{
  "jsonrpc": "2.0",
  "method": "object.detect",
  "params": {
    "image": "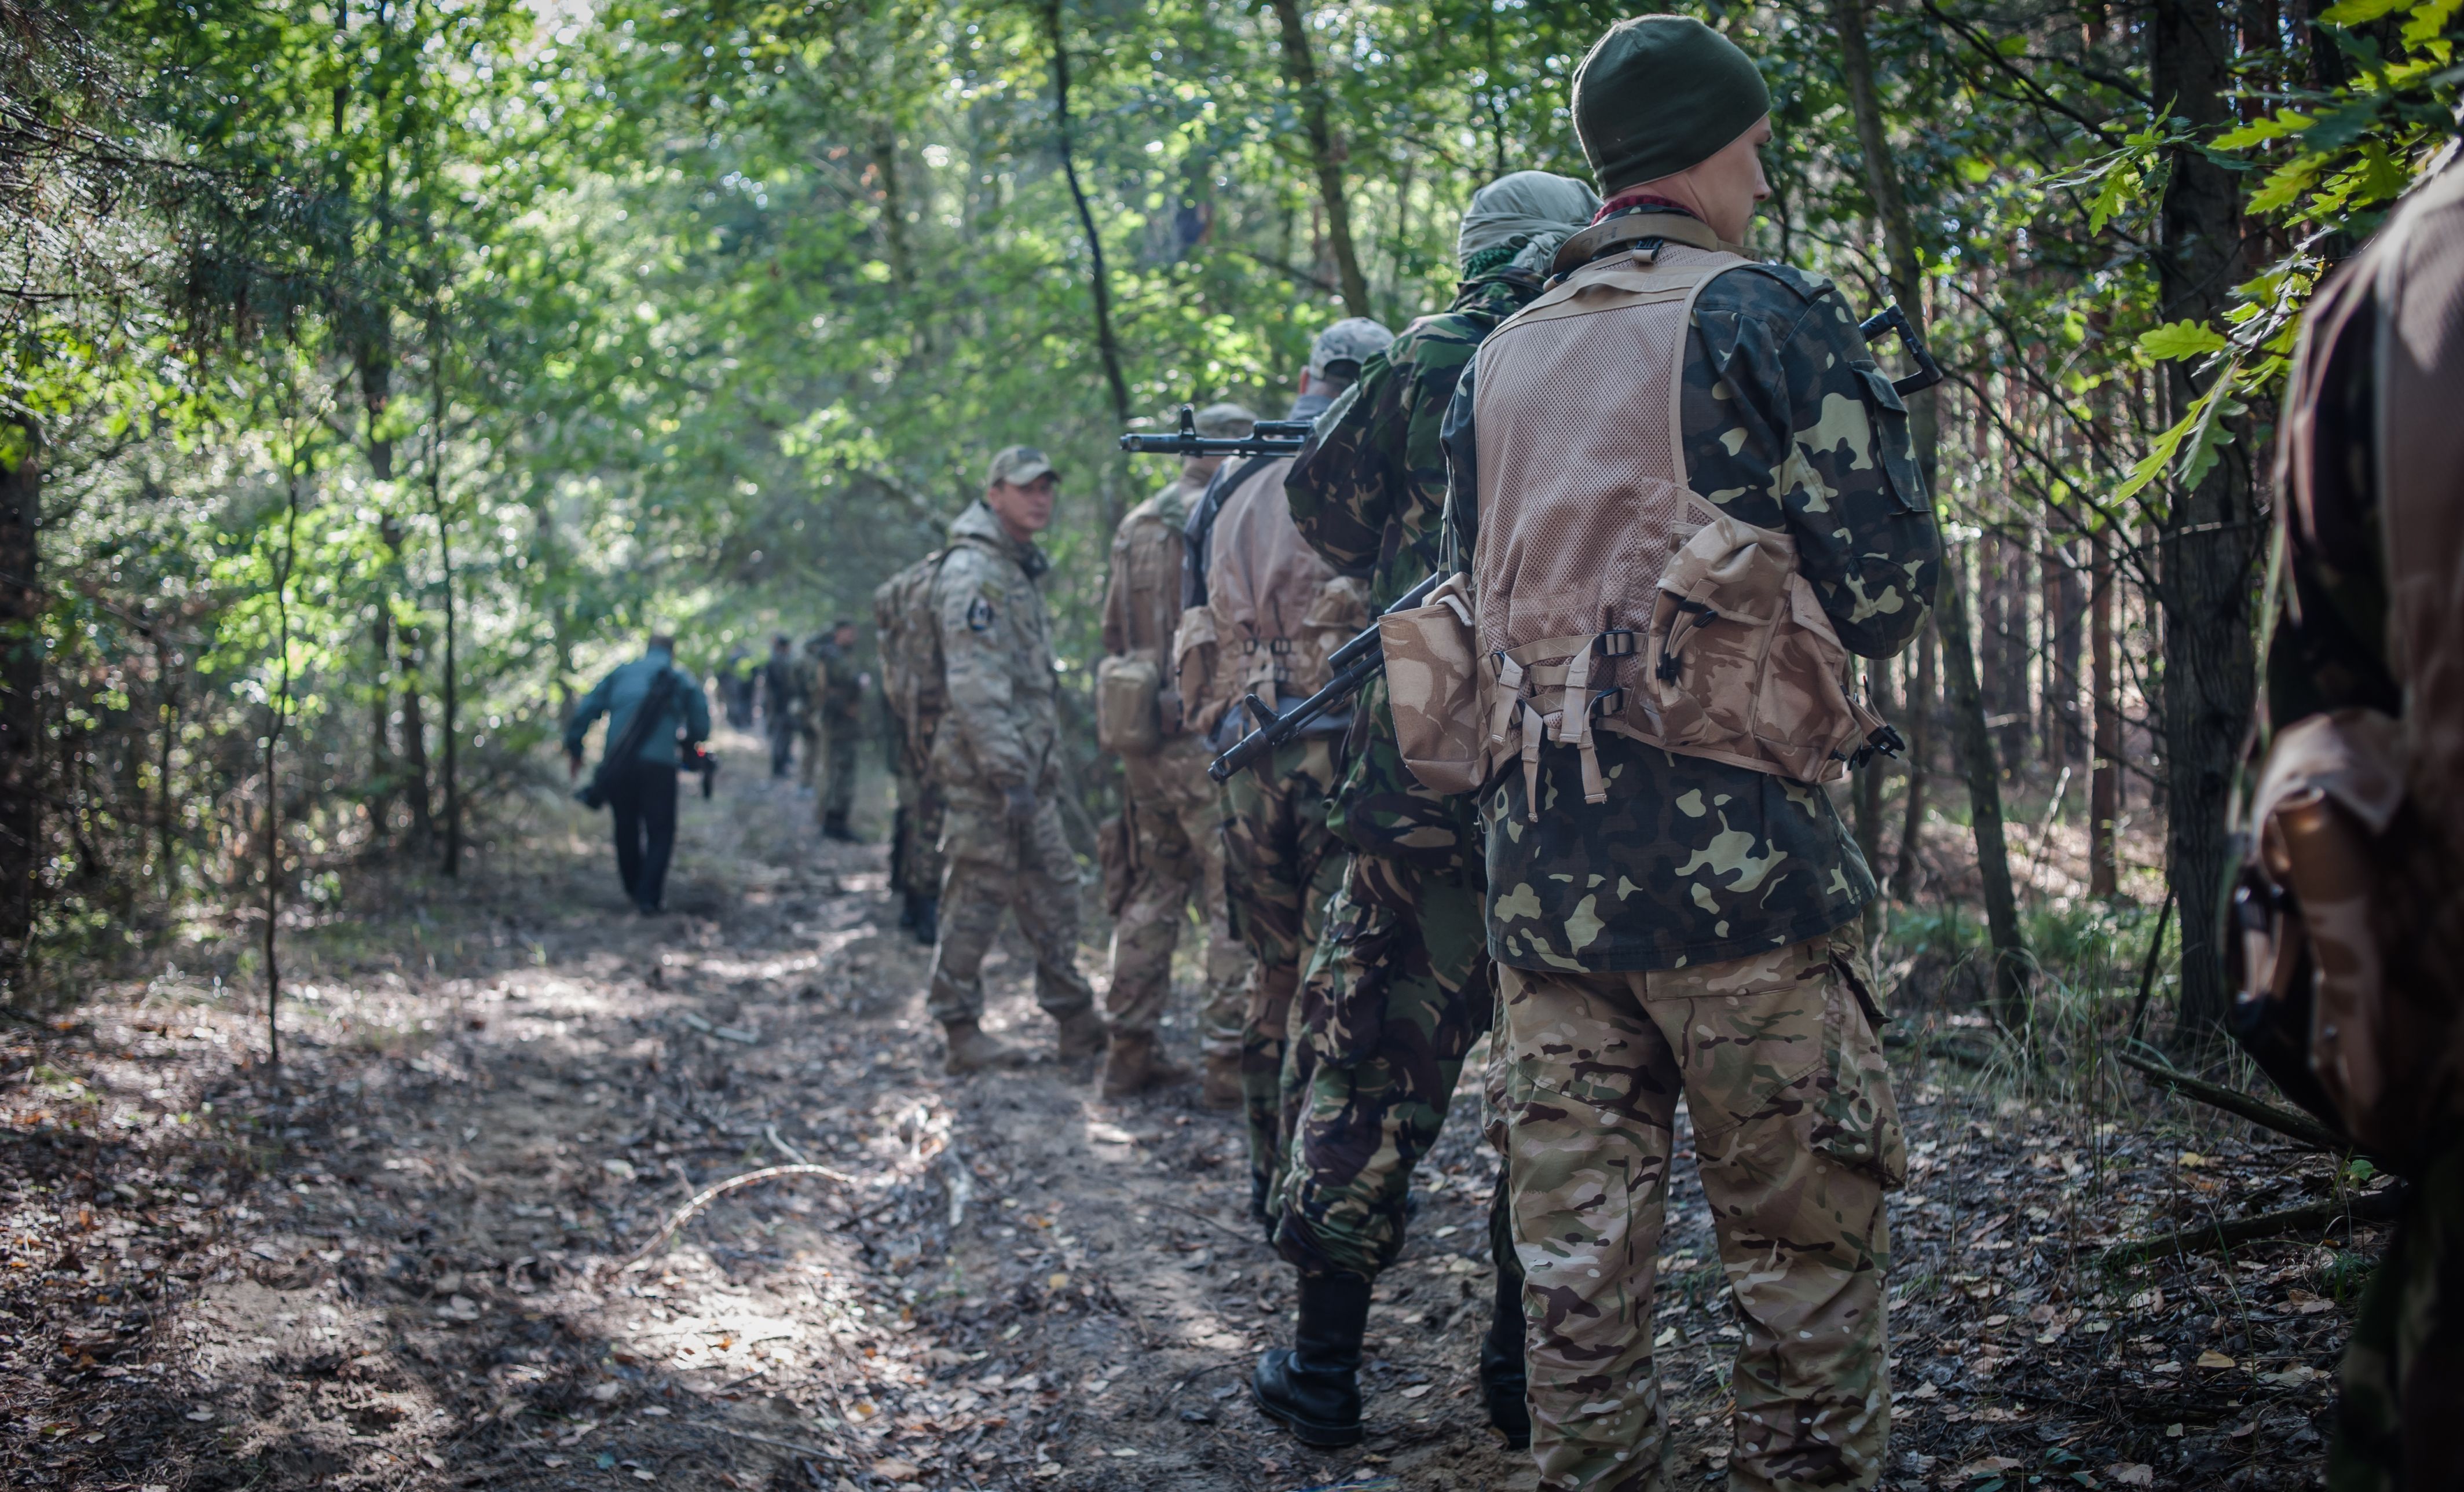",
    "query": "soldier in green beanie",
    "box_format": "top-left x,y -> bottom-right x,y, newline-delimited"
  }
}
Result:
1439,13 -> 1940,1492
